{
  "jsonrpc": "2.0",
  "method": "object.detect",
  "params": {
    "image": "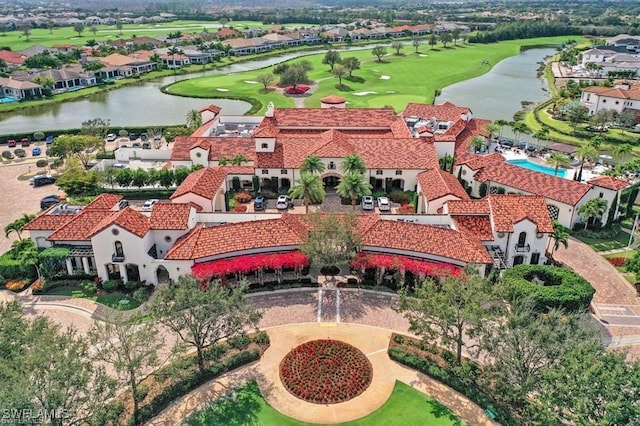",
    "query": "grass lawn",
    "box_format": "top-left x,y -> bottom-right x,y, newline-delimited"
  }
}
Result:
165,36 -> 584,114
46,286 -> 140,310
187,380 -> 463,426
573,230 -> 631,252
602,251 -> 637,284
